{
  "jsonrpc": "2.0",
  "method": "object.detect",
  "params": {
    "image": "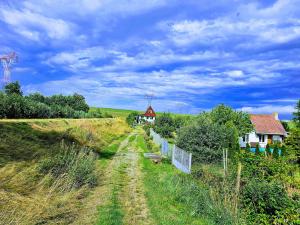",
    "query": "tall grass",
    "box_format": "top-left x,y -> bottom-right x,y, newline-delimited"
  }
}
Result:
39,142 -> 98,189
